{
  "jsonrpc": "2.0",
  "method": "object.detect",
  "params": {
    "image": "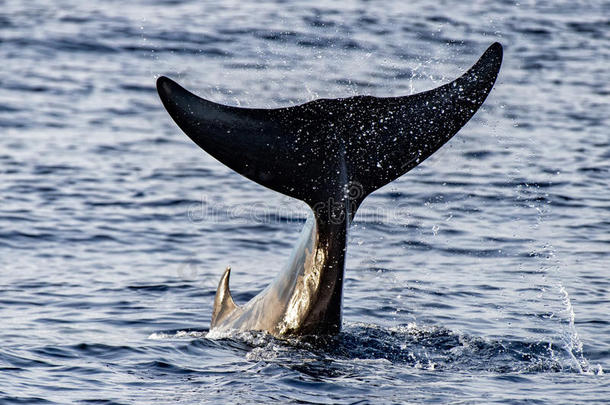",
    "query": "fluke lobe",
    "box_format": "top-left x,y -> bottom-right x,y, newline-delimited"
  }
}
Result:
156,42 -> 503,337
